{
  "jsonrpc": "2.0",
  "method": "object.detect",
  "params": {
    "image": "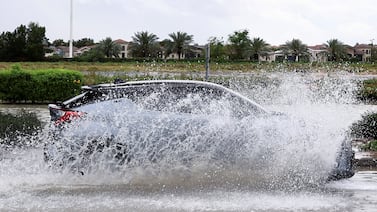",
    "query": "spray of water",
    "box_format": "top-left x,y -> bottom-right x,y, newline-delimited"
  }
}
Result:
0,72 -> 365,193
